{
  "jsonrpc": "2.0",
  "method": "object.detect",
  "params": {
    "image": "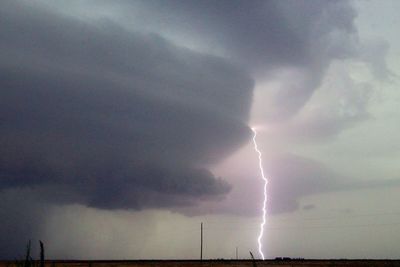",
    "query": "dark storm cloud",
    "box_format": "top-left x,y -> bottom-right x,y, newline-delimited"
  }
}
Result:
97,0 -> 359,120
0,0 -> 253,209
117,0 -> 356,67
